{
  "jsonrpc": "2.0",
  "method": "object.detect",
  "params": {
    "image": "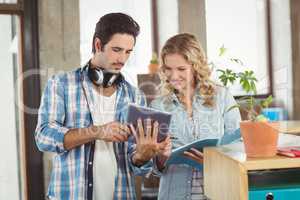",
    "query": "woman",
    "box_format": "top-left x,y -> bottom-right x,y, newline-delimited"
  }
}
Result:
151,33 -> 241,200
